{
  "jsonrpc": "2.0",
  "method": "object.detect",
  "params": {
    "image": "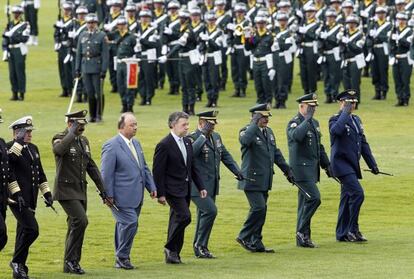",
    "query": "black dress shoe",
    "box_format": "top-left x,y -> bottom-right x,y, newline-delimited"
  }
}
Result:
115,257 -> 134,269
355,231 -> 367,242
236,237 -> 257,252
64,261 -> 85,274
10,262 -> 29,279
194,245 -> 215,259
345,232 -> 358,242
89,117 -> 96,123
296,232 -> 309,247
164,248 -> 181,264
255,241 -> 275,253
